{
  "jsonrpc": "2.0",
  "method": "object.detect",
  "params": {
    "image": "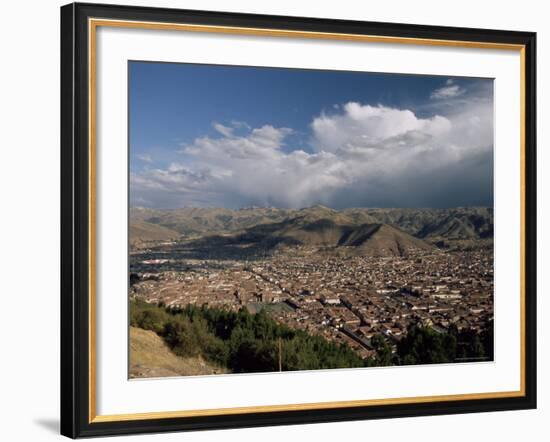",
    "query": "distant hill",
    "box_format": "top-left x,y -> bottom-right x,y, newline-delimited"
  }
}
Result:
191,217 -> 434,257
130,206 -> 295,236
130,206 -> 493,243
358,207 -> 493,240
269,219 -> 432,256
129,221 -> 180,247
